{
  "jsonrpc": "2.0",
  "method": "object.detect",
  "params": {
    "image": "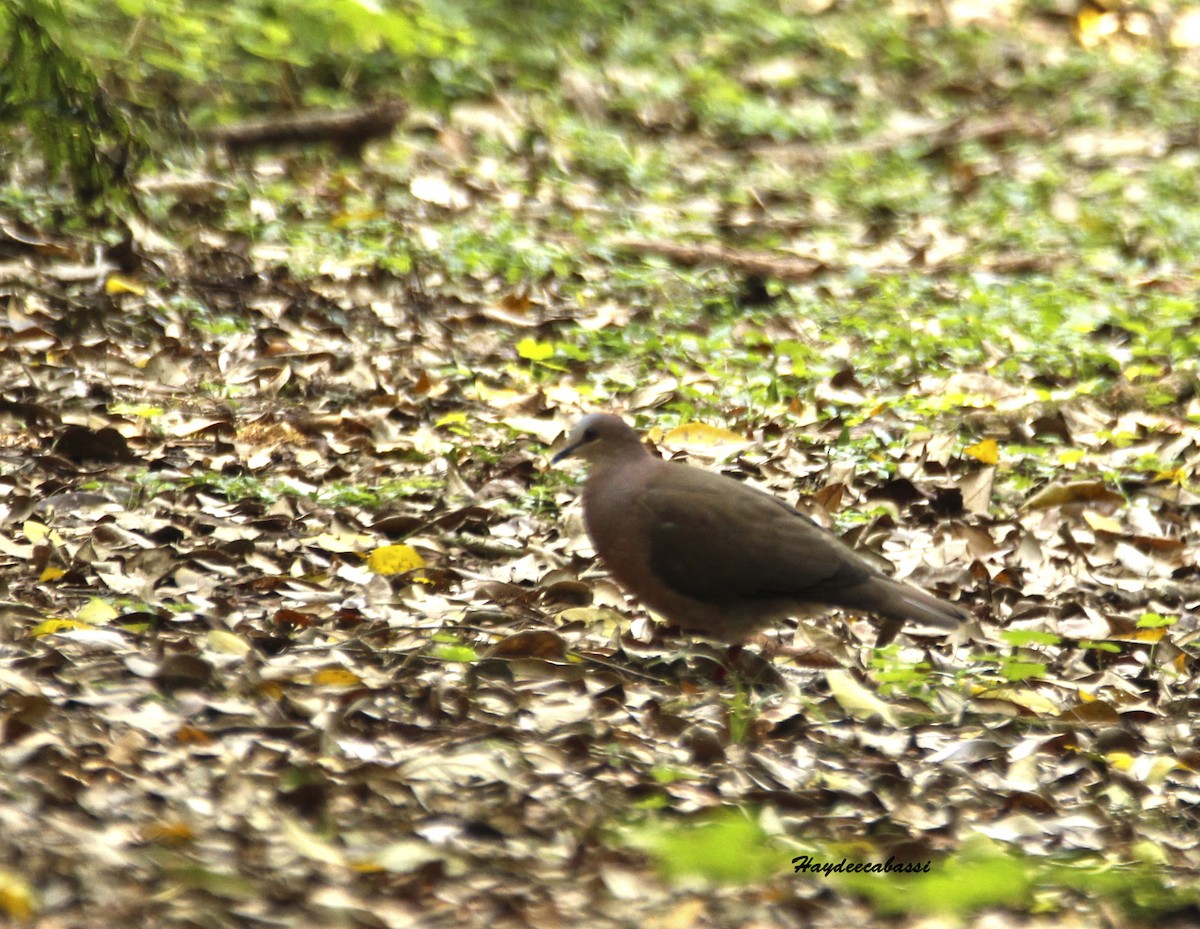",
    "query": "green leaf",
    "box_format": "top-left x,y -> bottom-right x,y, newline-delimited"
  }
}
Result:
836,837 -> 1031,915
1001,630 -> 1062,647
1136,612 -> 1177,629
619,809 -> 780,884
